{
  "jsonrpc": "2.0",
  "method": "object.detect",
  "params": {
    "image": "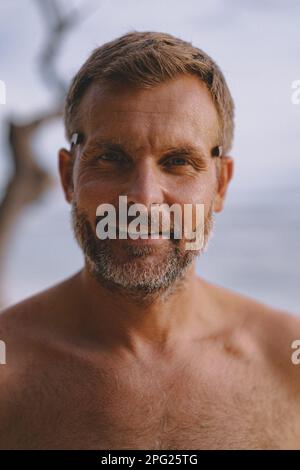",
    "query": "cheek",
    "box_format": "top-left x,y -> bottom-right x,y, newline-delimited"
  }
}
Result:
175,173 -> 216,220
184,198 -> 213,233
74,168 -> 119,215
